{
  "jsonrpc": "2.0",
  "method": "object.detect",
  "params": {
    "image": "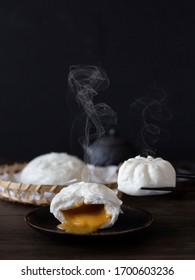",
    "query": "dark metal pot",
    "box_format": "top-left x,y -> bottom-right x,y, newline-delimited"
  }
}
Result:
86,128 -> 135,166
